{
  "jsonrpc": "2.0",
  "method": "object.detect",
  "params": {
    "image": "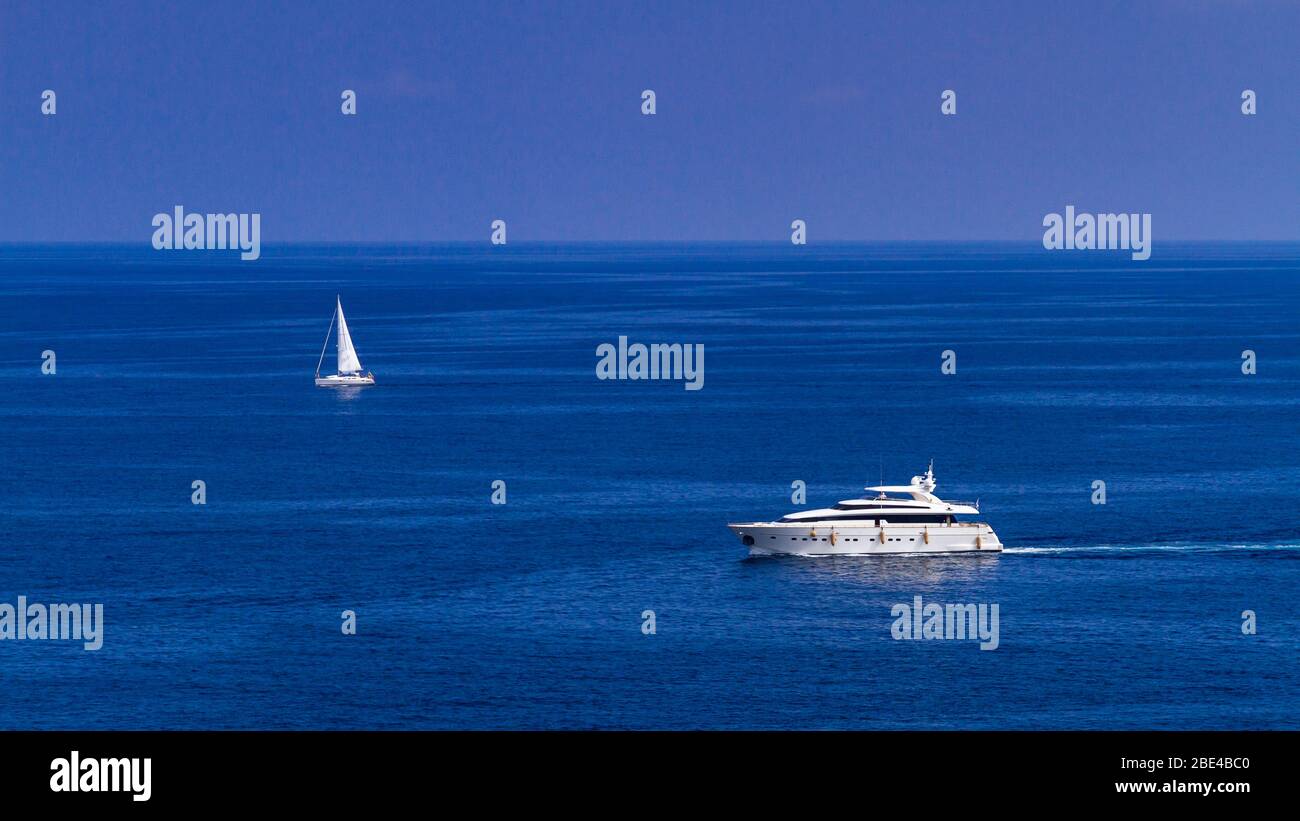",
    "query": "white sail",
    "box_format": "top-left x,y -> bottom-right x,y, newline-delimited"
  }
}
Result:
335,298 -> 363,375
